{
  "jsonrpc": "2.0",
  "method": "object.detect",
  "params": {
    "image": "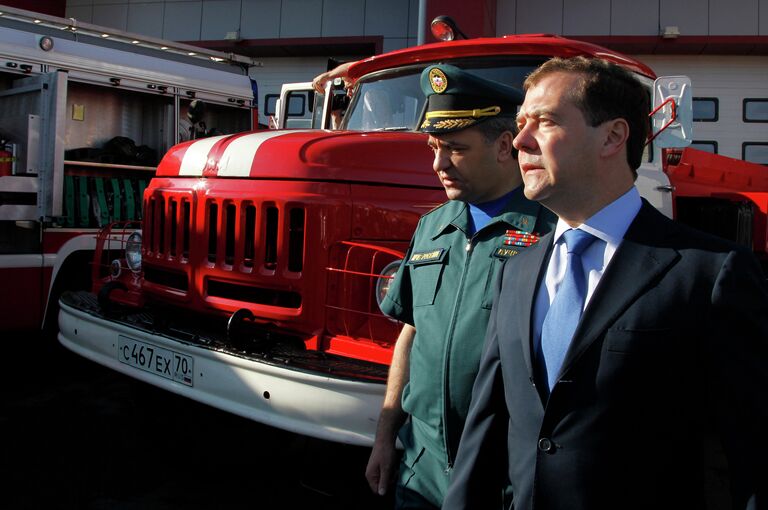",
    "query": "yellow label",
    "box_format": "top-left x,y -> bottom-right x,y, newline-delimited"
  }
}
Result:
72,104 -> 85,121
494,248 -> 519,258
409,249 -> 443,263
